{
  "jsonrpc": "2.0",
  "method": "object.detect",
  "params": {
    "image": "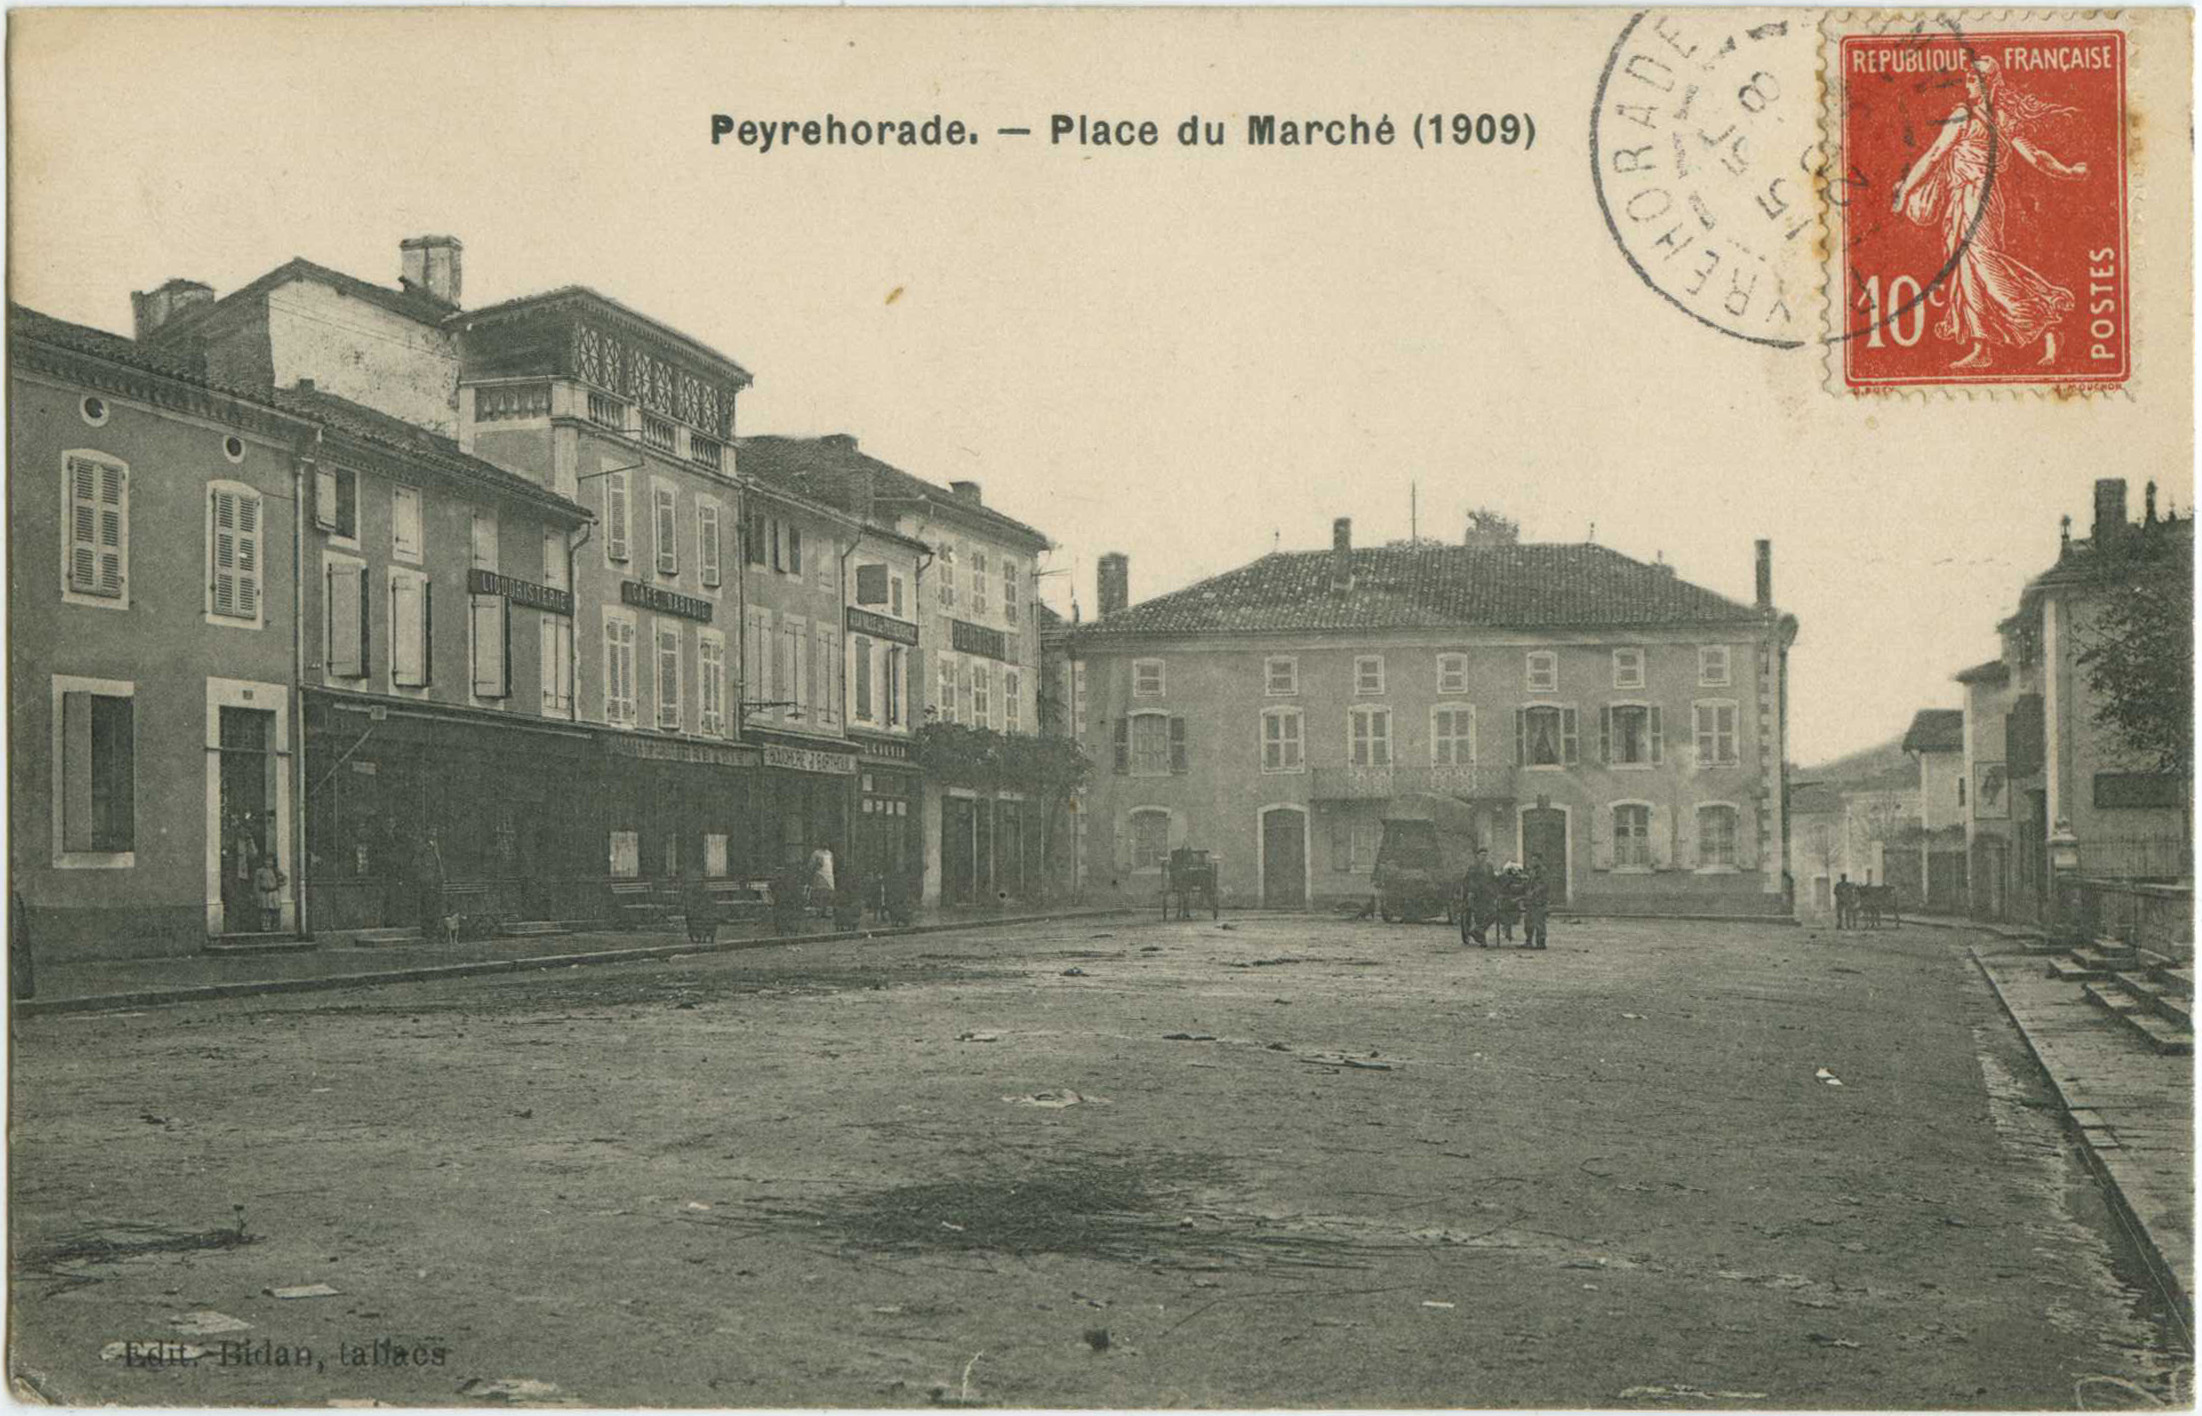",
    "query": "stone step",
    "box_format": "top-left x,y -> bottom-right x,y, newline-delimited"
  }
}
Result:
203,934 -> 316,956
2117,1006 -> 2195,1057
496,921 -> 572,938
2050,955 -> 2113,983
2083,981 -> 2141,1015
349,927 -> 424,946
2078,941 -> 2143,970
2115,972 -> 2194,1028
2157,964 -> 2195,999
